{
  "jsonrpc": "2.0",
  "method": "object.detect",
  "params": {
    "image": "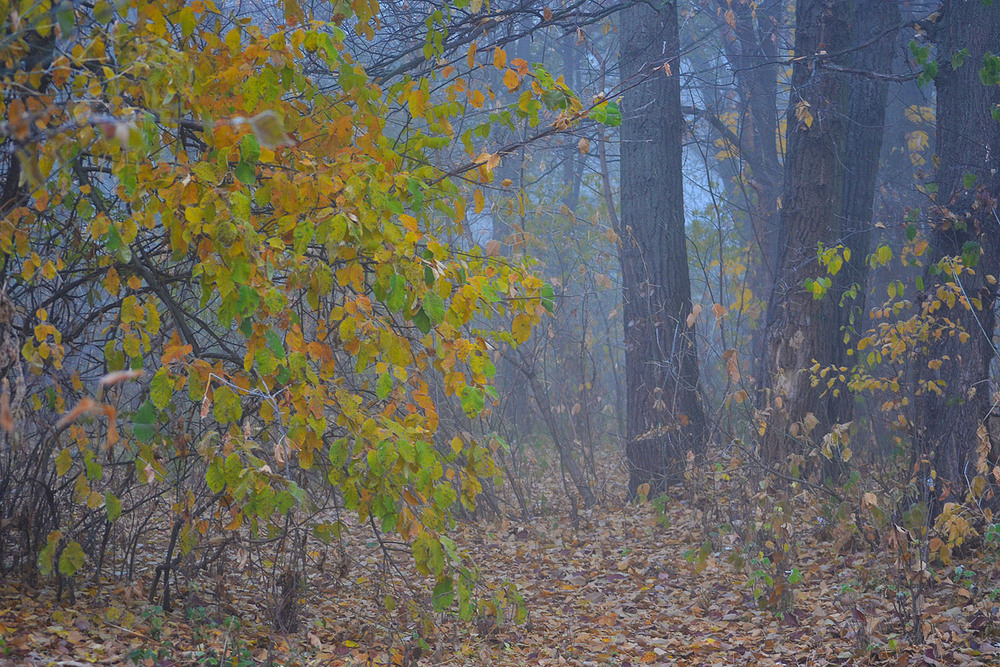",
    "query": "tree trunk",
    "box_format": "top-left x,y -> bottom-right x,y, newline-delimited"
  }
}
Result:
722,0 -> 784,293
914,0 -> 1000,511
619,0 -> 707,499
828,0 -> 900,427
759,0 -> 850,465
